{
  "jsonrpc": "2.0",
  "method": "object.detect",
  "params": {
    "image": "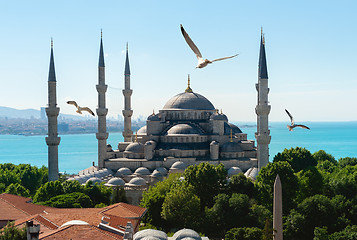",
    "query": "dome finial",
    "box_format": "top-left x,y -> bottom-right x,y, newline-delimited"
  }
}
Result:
230,129 -> 233,142
152,109 -> 155,115
220,109 -> 223,114
216,109 -> 219,114
135,131 -> 138,142
185,74 -> 193,93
